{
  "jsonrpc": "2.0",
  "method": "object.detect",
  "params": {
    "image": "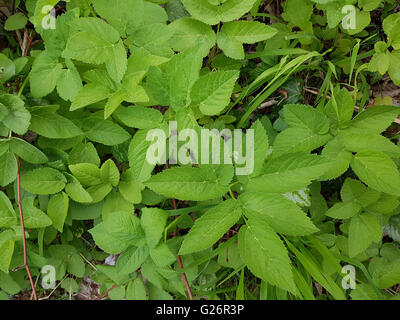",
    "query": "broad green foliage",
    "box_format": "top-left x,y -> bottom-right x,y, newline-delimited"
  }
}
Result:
238,217 -> 297,294
370,12 -> 400,84
0,0 -> 399,301
181,0 -> 259,25
217,21 -> 277,59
